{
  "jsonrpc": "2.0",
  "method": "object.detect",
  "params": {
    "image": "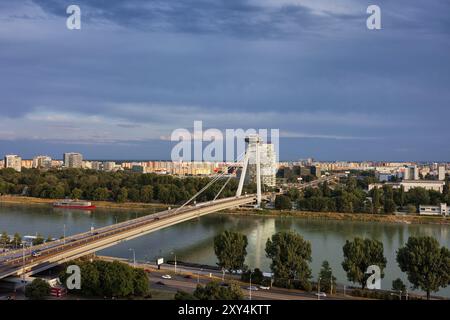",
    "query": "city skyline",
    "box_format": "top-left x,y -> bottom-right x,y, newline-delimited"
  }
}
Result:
1,1 -> 449,161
